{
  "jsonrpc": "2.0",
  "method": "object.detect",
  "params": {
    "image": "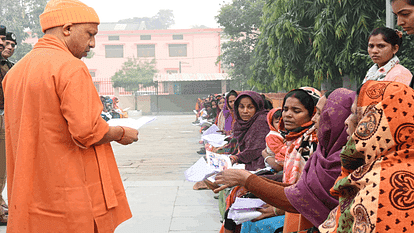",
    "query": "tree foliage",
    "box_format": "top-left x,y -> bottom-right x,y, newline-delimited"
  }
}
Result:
118,9 -> 175,29
0,0 -> 47,62
216,0 -> 266,90
112,58 -> 158,92
250,0 -> 386,91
